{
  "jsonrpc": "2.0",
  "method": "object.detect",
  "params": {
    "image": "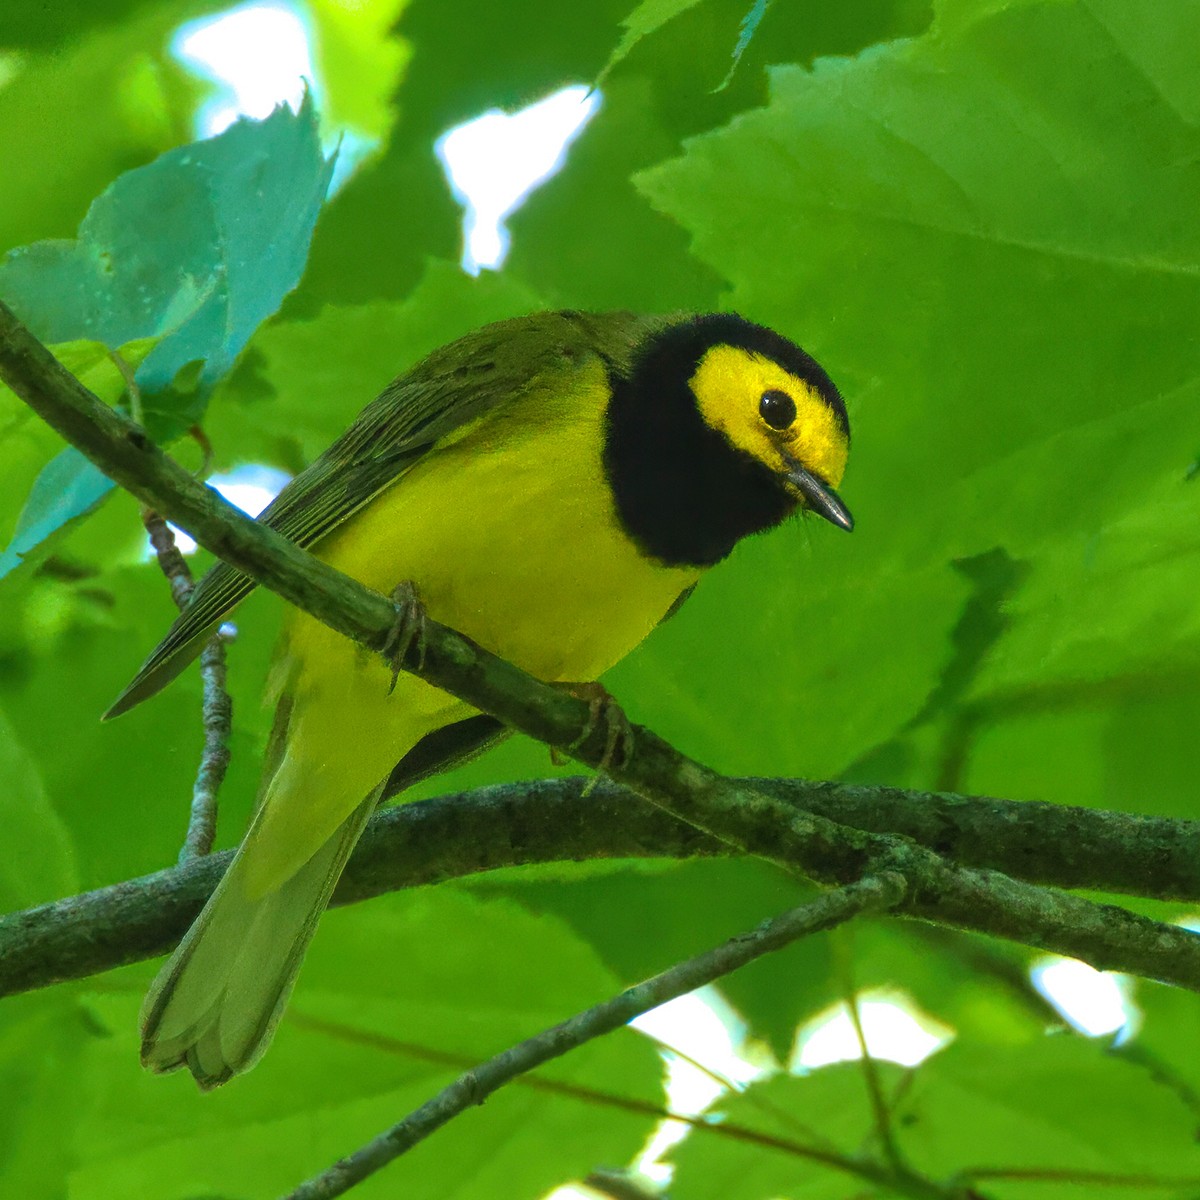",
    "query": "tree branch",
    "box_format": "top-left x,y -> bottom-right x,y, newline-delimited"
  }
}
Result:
3,300 -> 1200,1003
3,776 -> 1198,999
280,874 -> 910,1200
